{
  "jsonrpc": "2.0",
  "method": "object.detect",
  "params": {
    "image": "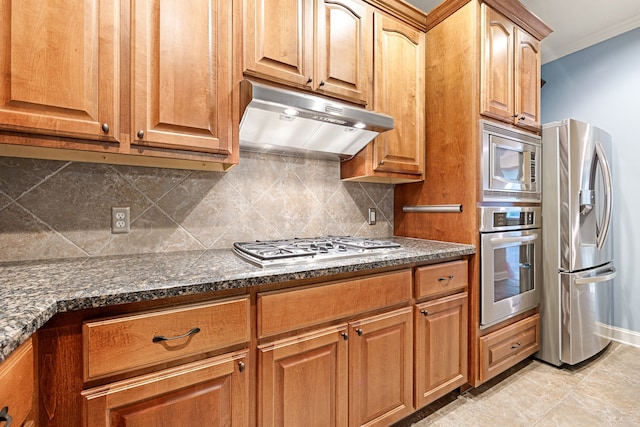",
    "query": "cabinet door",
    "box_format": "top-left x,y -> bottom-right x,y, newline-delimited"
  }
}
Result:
83,351 -> 249,427
258,326 -> 348,427
244,0 -> 313,88
131,0 -> 234,155
0,0 -> 119,141
315,0 -> 372,105
349,308 -> 413,427
414,293 -> 468,409
514,28 -> 541,130
480,5 -> 515,125
0,338 -> 34,427
372,12 -> 425,176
